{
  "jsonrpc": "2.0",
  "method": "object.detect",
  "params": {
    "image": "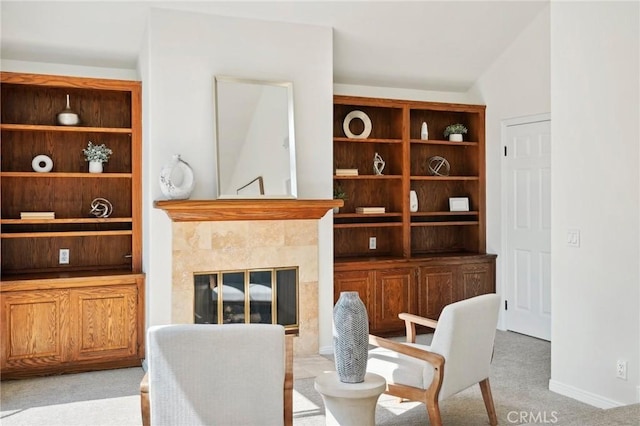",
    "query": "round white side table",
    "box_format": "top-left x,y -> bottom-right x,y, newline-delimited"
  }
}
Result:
314,371 -> 386,426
